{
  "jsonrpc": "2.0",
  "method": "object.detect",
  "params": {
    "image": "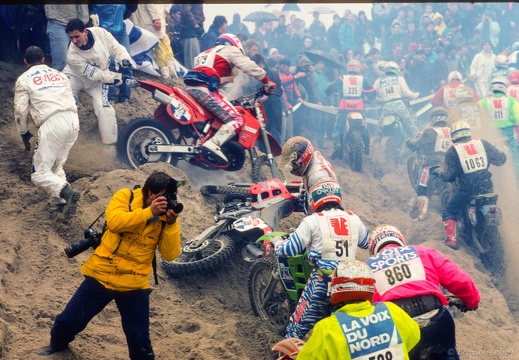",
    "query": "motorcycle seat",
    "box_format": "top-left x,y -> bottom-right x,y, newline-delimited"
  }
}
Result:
471,193 -> 498,206
258,199 -> 293,230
